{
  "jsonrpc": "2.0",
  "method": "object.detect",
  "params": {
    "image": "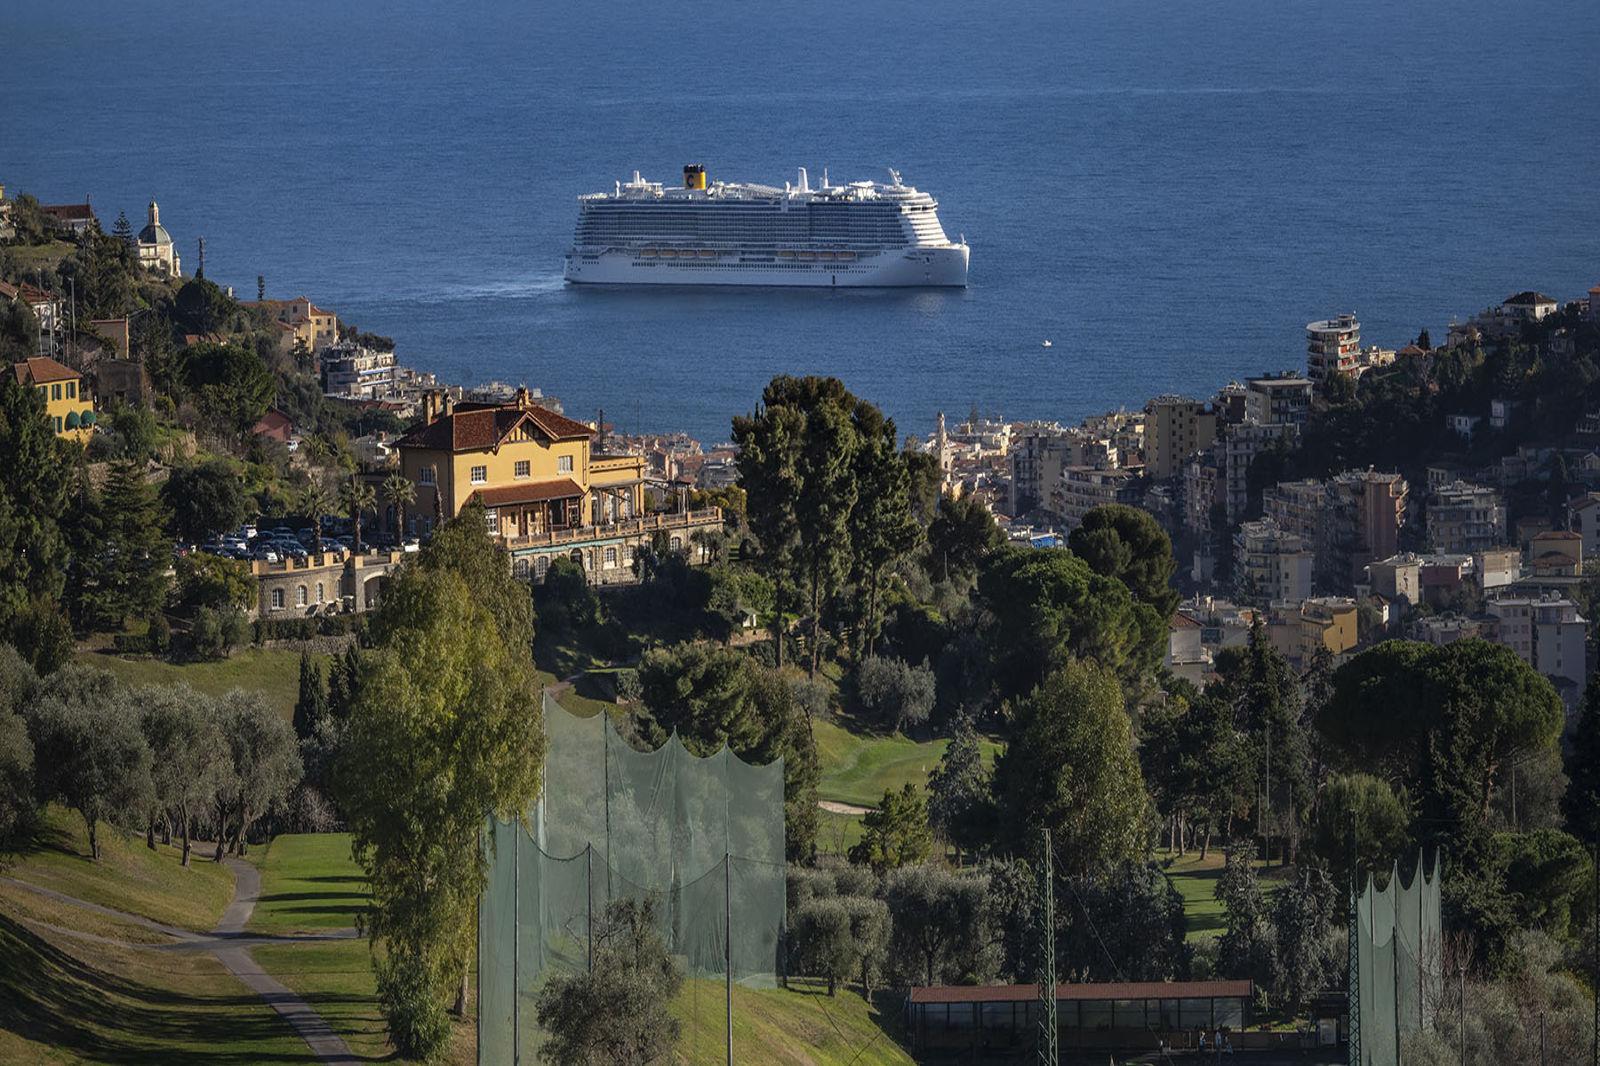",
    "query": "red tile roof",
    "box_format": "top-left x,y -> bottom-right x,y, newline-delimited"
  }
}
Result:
12,356 -> 79,385
40,203 -> 96,221
470,478 -> 584,507
909,980 -> 1252,1005
0,280 -> 60,306
1171,613 -> 1203,629
398,403 -> 595,453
